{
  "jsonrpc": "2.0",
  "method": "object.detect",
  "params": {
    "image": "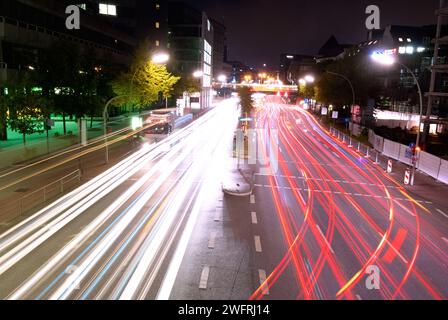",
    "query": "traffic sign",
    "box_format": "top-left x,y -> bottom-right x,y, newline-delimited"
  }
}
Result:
387,160 -> 393,173
332,111 -> 339,119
